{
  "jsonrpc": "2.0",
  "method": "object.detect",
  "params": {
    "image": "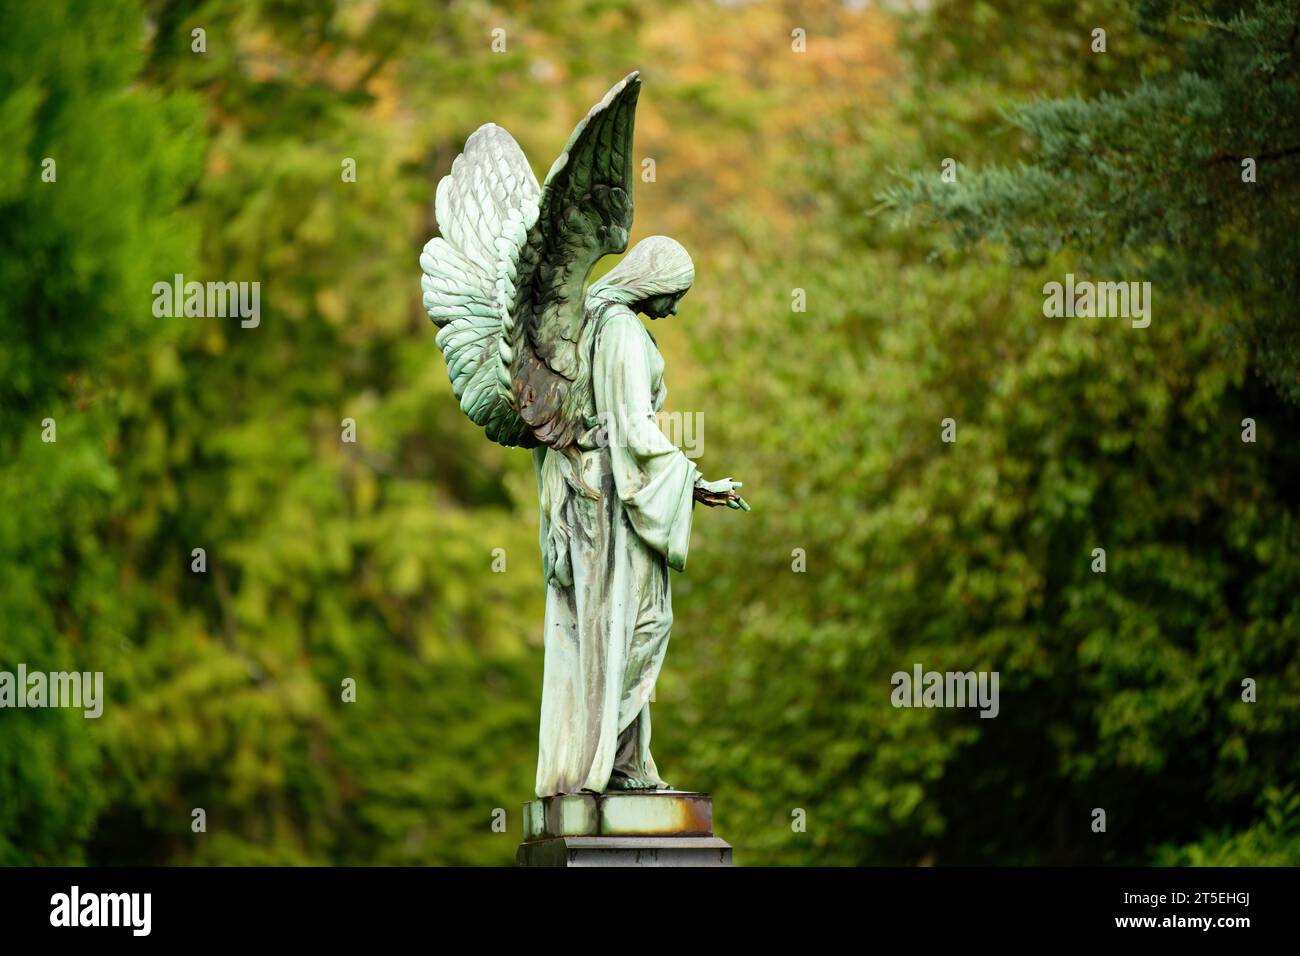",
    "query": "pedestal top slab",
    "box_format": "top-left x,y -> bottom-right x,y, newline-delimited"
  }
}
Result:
522,790 -> 714,841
